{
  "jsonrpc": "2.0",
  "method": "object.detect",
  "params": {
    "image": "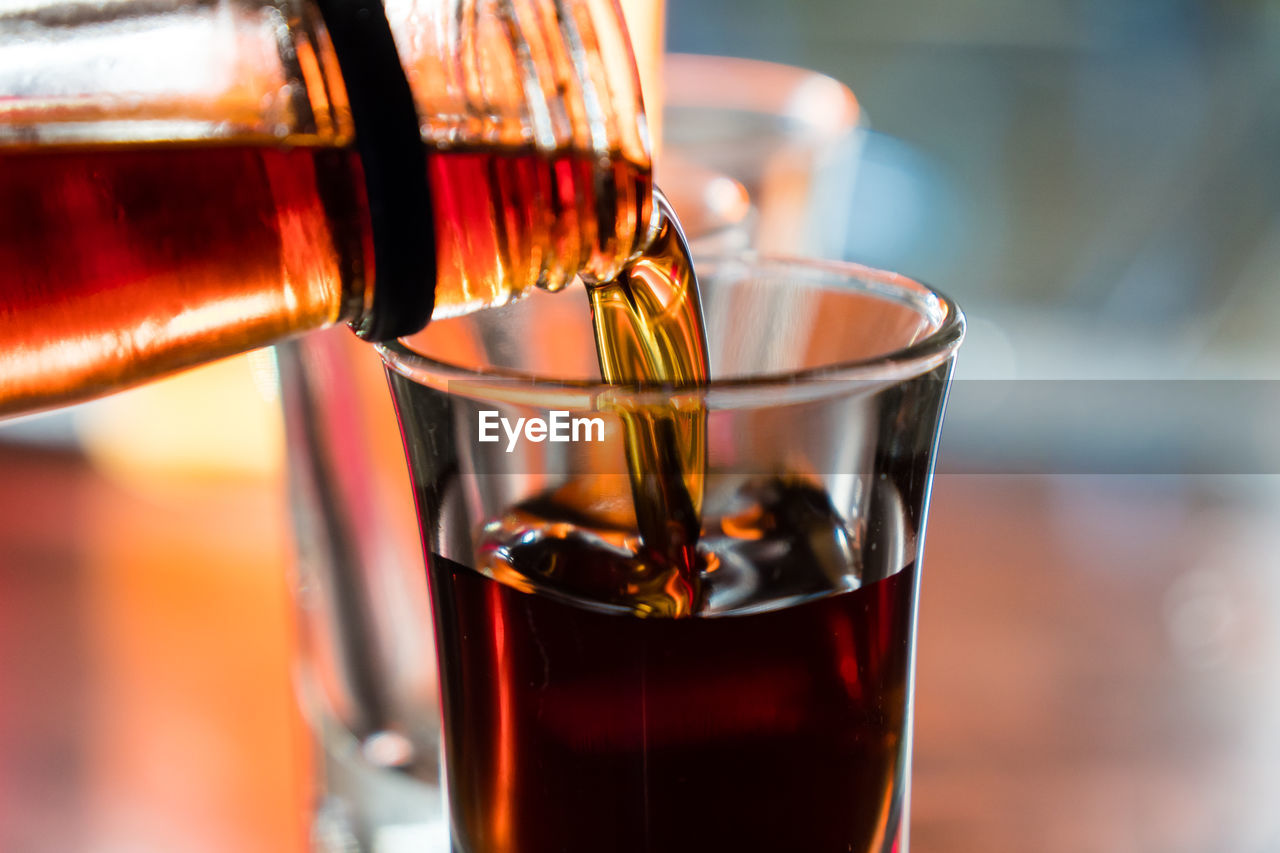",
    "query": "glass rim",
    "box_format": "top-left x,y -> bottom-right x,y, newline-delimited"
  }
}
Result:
662,53 -> 863,138
378,253 -> 965,410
